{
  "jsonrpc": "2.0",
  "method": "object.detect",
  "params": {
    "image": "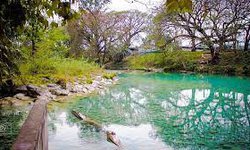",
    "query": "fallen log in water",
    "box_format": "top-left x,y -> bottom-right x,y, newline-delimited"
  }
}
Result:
72,110 -> 102,130
71,110 -> 122,147
106,131 -> 122,147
